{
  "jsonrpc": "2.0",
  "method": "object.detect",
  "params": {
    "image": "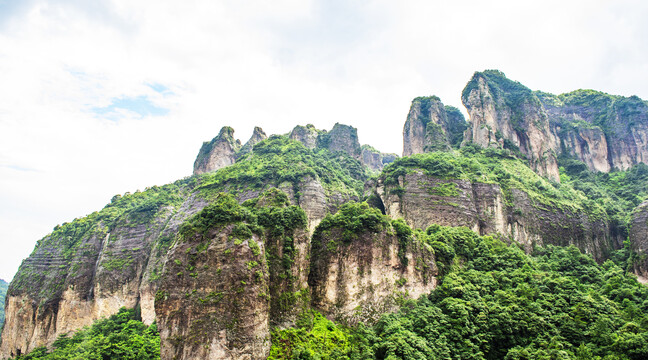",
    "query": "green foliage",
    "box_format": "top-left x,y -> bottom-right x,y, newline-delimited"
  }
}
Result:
381,147 -> 606,219
279,227 -> 648,360
444,105 -> 468,148
196,135 -> 367,200
10,308 -> 159,360
179,193 -> 257,239
268,310 -> 352,360
558,156 -> 648,238
313,202 -> 390,244
0,279 -> 7,336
